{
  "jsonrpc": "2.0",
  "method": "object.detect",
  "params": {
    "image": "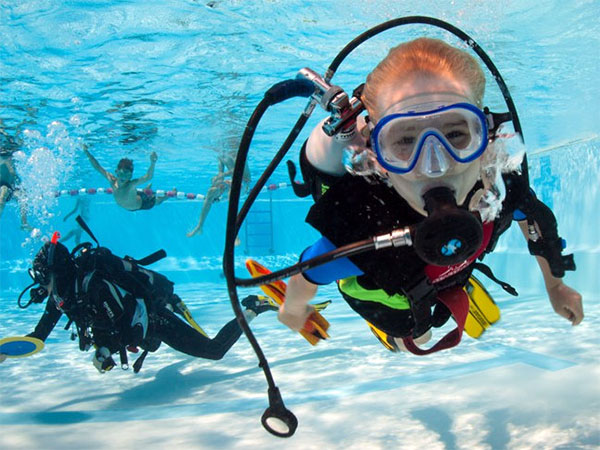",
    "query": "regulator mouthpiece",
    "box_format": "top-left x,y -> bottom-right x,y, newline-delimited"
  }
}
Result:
413,187 -> 483,265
